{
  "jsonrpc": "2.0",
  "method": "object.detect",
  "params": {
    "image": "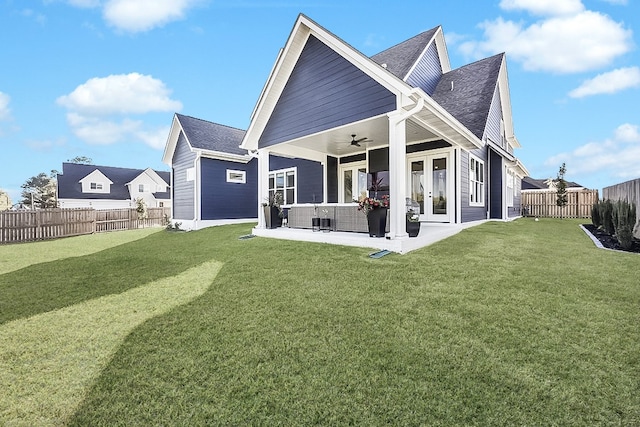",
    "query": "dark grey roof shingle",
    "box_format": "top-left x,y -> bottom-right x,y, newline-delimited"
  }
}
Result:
370,27 -> 439,80
57,163 -> 169,200
431,53 -> 504,139
176,113 -> 247,156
